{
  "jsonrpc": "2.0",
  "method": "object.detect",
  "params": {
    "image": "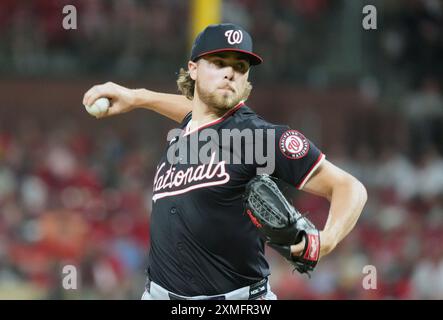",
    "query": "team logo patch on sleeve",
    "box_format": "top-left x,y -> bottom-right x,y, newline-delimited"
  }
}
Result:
279,130 -> 310,159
